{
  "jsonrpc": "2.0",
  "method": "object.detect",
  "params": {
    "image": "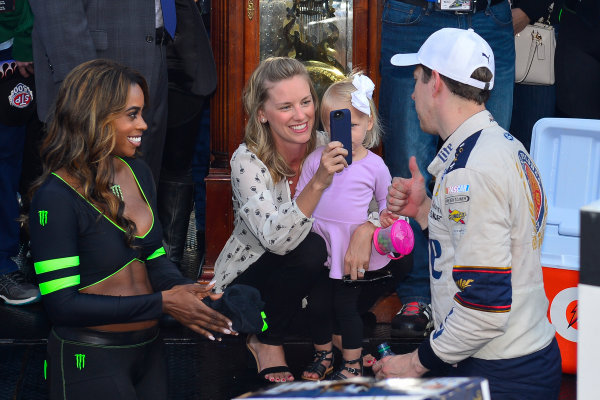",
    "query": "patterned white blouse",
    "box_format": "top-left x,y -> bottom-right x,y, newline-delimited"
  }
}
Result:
213,143 -> 314,292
